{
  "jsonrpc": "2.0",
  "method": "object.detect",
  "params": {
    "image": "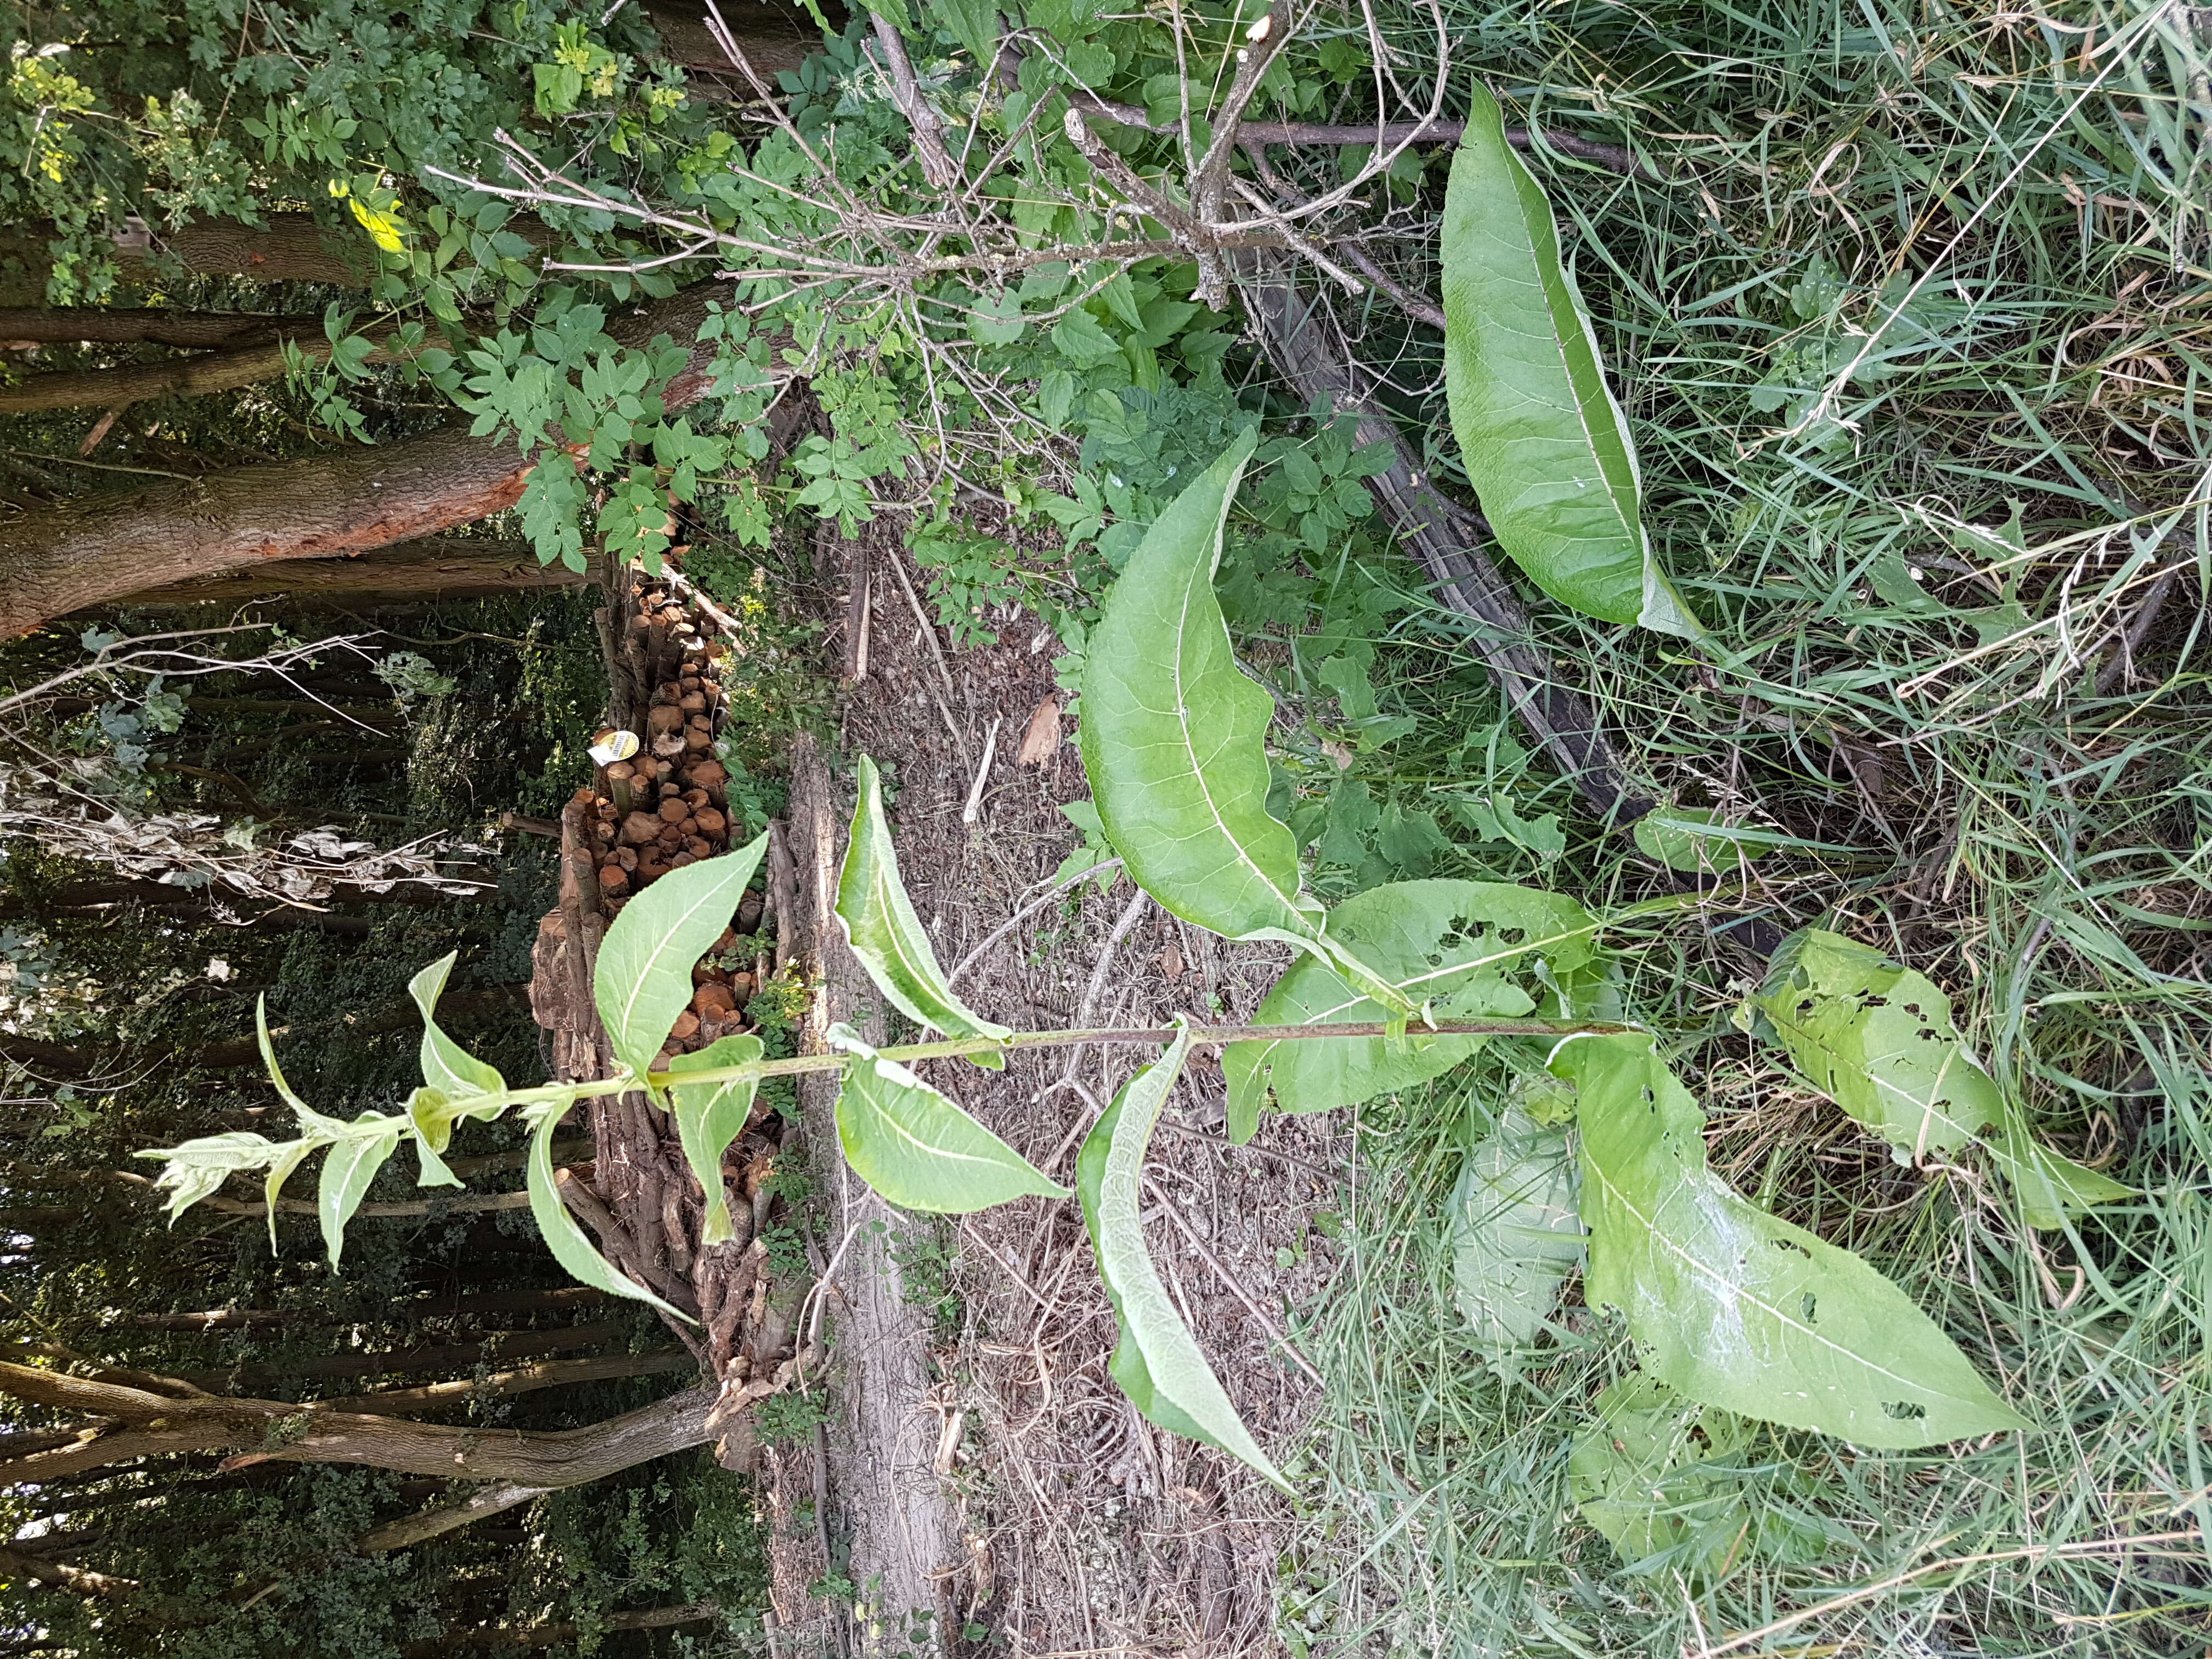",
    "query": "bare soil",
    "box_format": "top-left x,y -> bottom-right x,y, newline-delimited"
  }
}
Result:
775,524 -> 1350,1656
